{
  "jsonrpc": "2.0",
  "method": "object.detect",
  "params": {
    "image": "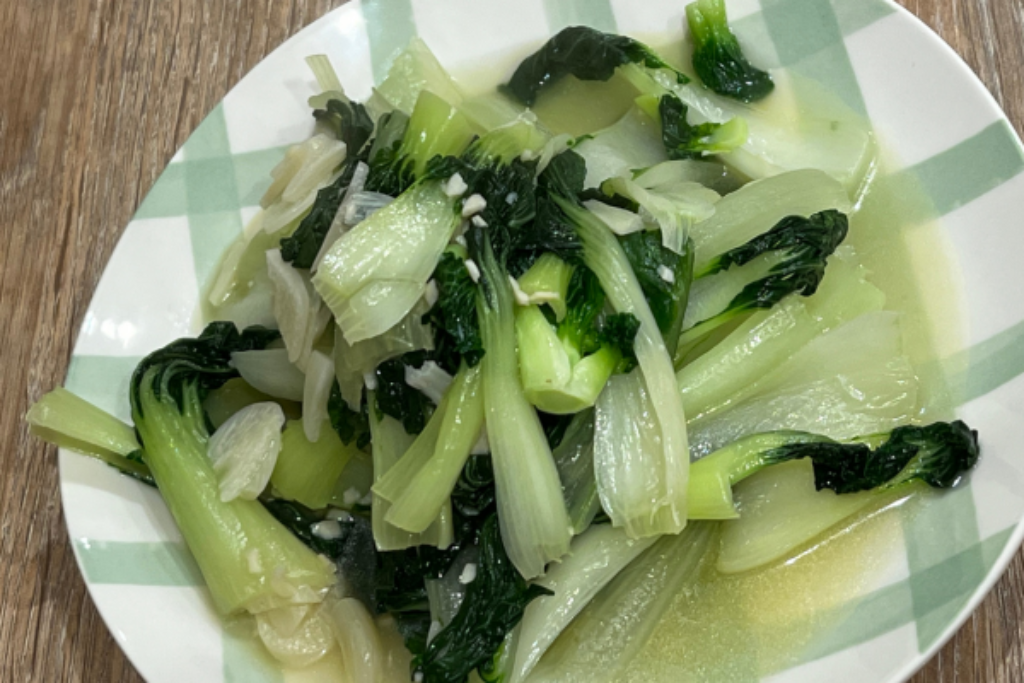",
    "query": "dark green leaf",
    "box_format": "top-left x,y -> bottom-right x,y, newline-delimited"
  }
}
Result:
263,499 -> 378,608
424,251 -> 485,374
376,466 -> 495,616
765,421 -> 980,494
473,149 -> 590,275
264,449 -> 501,664
508,197 -> 583,276
537,149 -> 587,200
327,381 -> 372,448
706,209 -> 848,310
700,210 -> 847,277
429,154 -> 546,277
375,356 -> 434,435
451,454 -> 497,516
365,93 -> 473,196
503,26 -> 687,106
280,154 -> 365,268
540,411 -> 576,450
557,265 -> 605,357
313,98 -> 375,154
365,140 -> 417,196
599,312 -> 641,372
414,516 -> 553,683
619,231 -> 694,354
658,94 -> 736,160
130,322 -> 279,418
687,0 -> 774,103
